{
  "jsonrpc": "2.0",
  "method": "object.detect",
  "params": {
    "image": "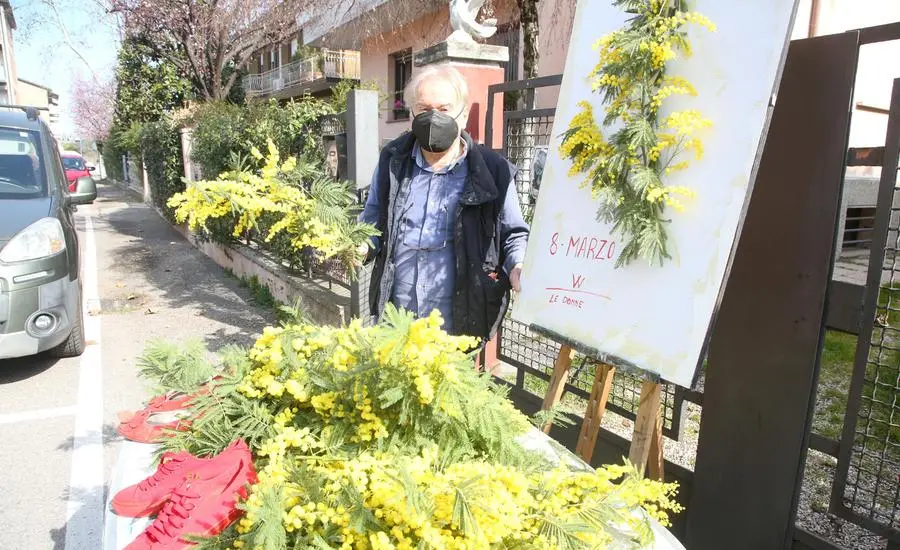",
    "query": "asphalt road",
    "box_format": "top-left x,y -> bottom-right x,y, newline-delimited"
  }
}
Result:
0,182 -> 276,550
